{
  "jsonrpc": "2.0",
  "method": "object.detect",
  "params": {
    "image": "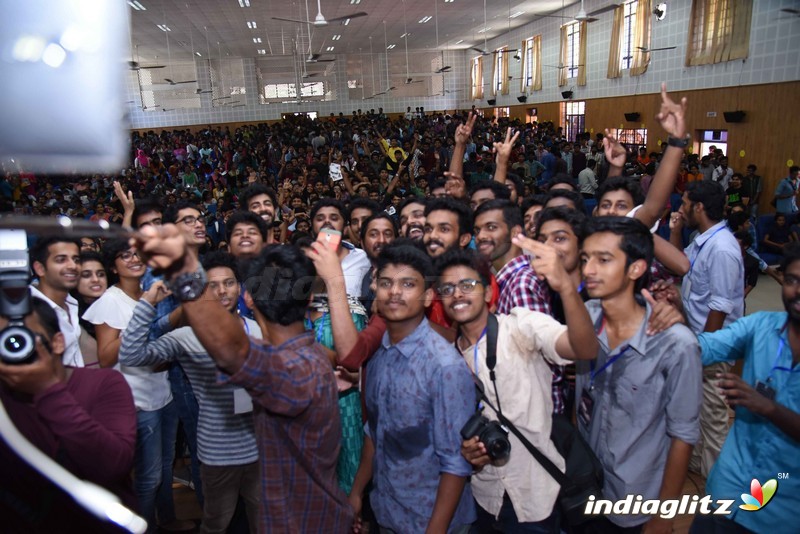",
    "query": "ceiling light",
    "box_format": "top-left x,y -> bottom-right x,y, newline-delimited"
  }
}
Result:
327,46 -> 335,51
350,0 -> 361,4
332,34 -> 341,40
418,16 -> 432,24
238,0 -> 250,7
510,11 -> 524,18
195,52 -> 202,57
247,21 -> 257,29
445,0 -> 454,2
477,27 -> 491,33
127,1 -> 147,10
253,37 -> 261,43
156,24 -> 171,32
386,44 -> 396,49
258,49 -> 266,54
400,32 -> 410,39
343,18 -> 351,25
